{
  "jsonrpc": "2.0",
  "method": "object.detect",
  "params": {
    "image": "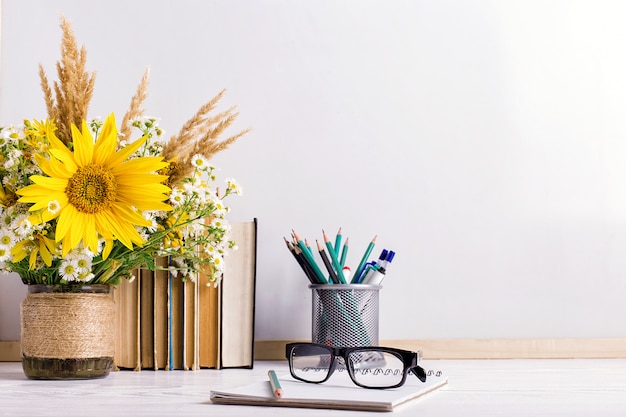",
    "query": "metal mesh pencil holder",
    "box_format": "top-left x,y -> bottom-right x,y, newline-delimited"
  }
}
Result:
310,284 -> 381,347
